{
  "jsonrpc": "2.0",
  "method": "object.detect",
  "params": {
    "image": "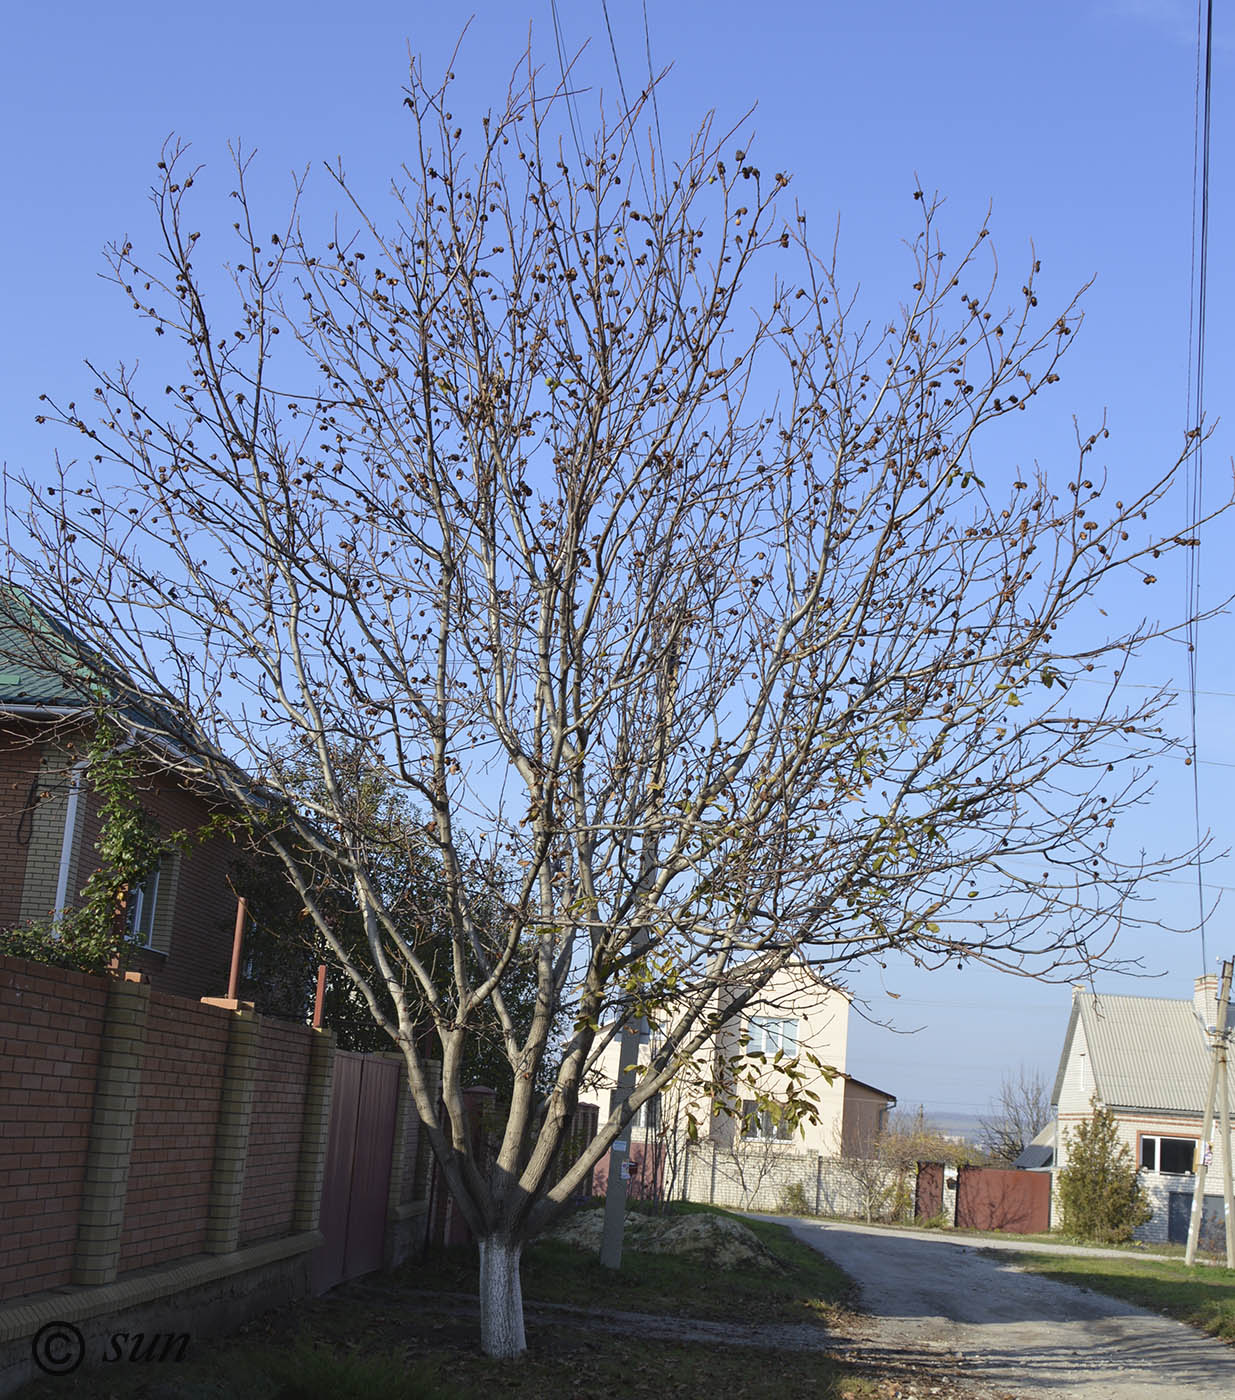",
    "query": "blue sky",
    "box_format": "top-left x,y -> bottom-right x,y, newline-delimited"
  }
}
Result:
3,1 -> 1232,1121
